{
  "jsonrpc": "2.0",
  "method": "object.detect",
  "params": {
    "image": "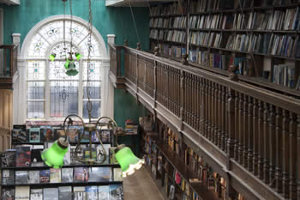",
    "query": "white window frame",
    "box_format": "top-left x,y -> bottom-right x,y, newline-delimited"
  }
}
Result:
15,15 -> 112,123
